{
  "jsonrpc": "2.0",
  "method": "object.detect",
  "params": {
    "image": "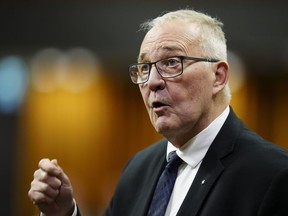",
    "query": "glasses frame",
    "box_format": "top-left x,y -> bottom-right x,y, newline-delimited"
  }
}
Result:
128,55 -> 220,84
